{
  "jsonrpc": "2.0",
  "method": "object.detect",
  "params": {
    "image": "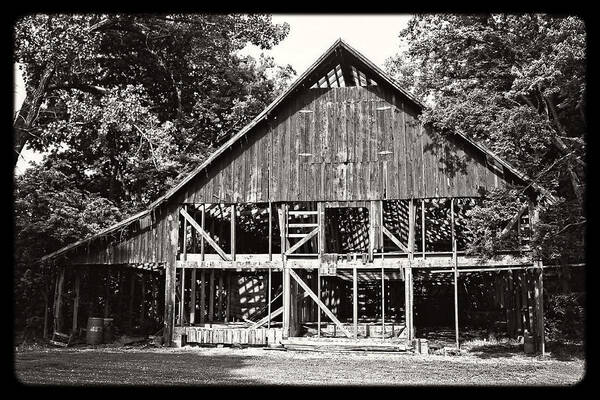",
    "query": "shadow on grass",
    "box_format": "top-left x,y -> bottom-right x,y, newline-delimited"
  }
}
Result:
15,347 -> 267,386
466,340 -> 585,361
546,341 -> 585,362
466,342 -> 523,359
